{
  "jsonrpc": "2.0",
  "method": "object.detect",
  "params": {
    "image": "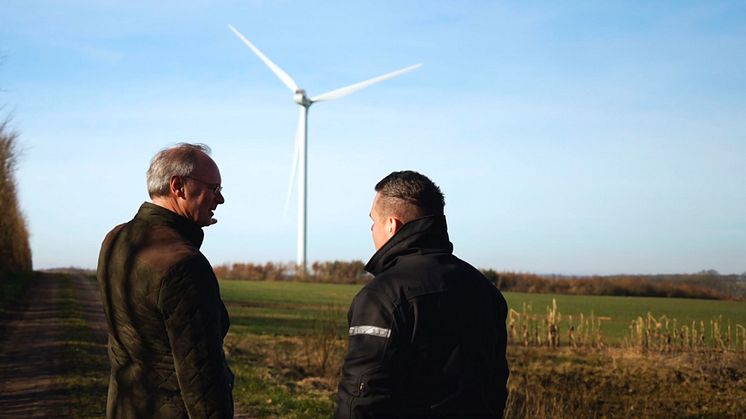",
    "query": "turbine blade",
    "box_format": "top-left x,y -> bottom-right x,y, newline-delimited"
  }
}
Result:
283,108 -> 305,218
310,63 -> 422,103
228,24 -> 299,92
